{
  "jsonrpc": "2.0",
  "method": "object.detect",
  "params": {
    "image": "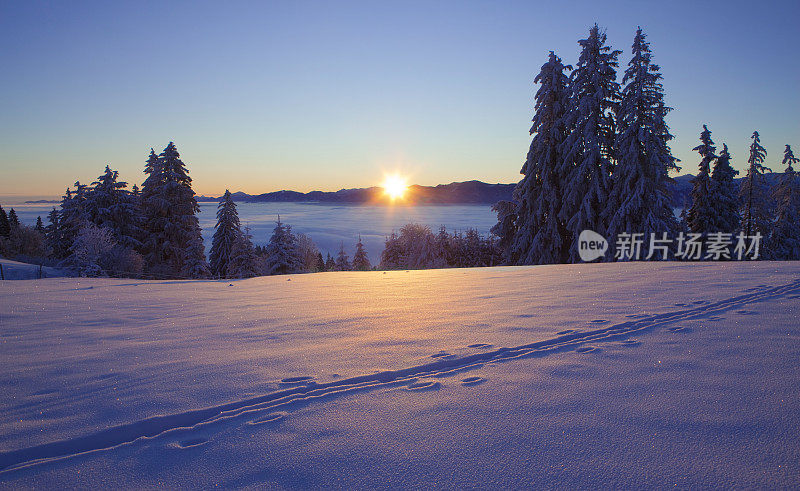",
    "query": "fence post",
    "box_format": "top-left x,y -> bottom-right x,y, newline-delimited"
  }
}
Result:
38,263 -> 43,279
0,263 -> 4,280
